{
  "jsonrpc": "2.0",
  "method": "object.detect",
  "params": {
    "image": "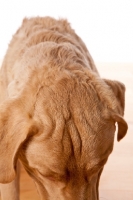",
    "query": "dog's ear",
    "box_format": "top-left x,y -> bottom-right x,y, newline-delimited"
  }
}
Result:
103,79 -> 128,141
111,113 -> 128,142
104,79 -> 125,116
0,99 -> 38,183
